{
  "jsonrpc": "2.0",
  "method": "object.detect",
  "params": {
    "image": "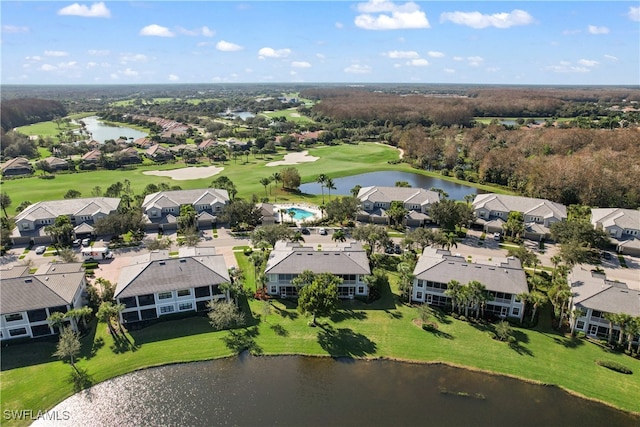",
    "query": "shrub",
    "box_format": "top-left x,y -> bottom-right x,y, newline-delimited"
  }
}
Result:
507,335 -> 517,344
577,331 -> 586,339
244,248 -> 253,256
487,331 -> 497,340
595,360 -> 632,374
